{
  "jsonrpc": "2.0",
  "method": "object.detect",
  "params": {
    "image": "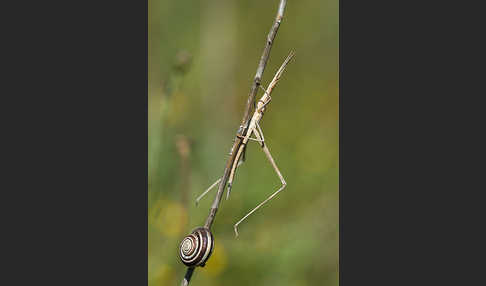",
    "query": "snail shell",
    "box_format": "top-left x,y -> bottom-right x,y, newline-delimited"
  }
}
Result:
179,227 -> 214,267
